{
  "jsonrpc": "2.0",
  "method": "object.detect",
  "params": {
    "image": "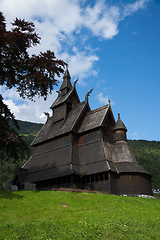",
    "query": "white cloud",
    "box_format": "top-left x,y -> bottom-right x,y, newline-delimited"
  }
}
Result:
133,31 -> 138,35
69,47 -> 99,83
0,0 -> 149,122
0,0 -> 149,55
97,92 -> 114,106
122,0 -> 149,18
0,86 -> 57,123
83,3 -> 120,39
128,132 -> 139,139
0,0 -> 149,72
